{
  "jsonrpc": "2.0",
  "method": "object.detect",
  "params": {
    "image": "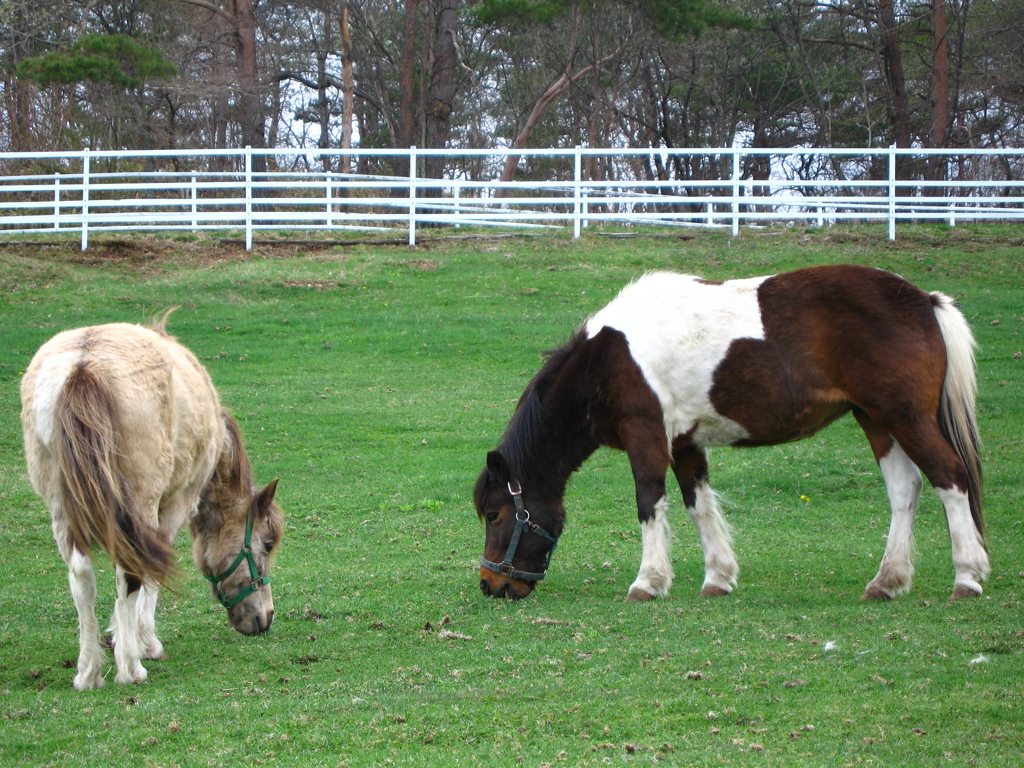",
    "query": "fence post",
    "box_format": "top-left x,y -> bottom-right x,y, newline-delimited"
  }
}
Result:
454,183 -> 461,229
408,146 -> 417,246
731,147 -> 741,237
325,170 -> 333,228
887,143 -> 896,241
244,146 -> 253,250
54,173 -> 61,231
81,149 -> 90,251
191,173 -> 198,231
573,146 -> 582,239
